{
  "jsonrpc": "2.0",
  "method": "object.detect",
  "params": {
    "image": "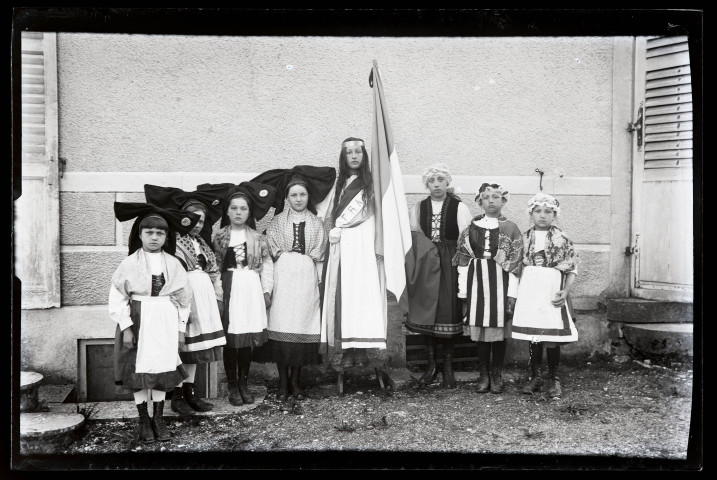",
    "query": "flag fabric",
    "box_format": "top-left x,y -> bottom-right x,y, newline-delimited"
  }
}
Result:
369,60 -> 413,309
